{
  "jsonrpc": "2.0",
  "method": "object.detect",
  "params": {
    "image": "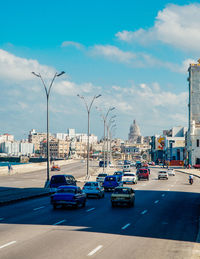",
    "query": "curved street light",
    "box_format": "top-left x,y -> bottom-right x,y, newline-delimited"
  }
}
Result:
32,71 -> 65,187
77,94 -> 101,179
